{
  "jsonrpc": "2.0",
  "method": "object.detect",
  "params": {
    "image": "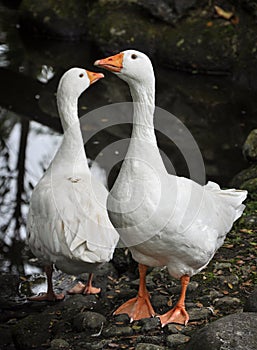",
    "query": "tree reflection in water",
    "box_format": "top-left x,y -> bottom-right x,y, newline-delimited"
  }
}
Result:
0,108 -> 61,275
